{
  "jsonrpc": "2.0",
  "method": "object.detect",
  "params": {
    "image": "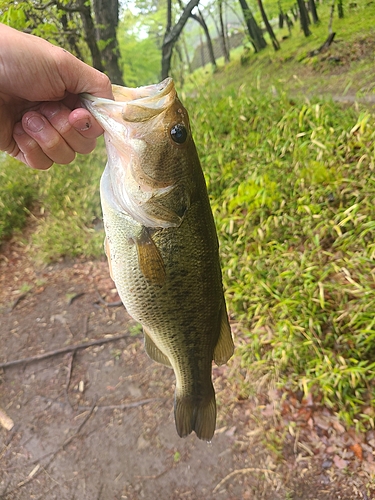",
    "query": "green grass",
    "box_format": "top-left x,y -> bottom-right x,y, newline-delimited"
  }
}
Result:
186,81 -> 375,428
0,155 -> 37,241
0,141 -> 106,262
